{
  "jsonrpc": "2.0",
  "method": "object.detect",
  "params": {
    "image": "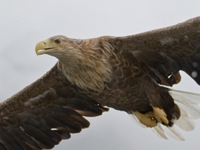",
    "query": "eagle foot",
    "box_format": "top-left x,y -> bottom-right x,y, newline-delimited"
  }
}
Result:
152,106 -> 169,124
134,111 -> 157,127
